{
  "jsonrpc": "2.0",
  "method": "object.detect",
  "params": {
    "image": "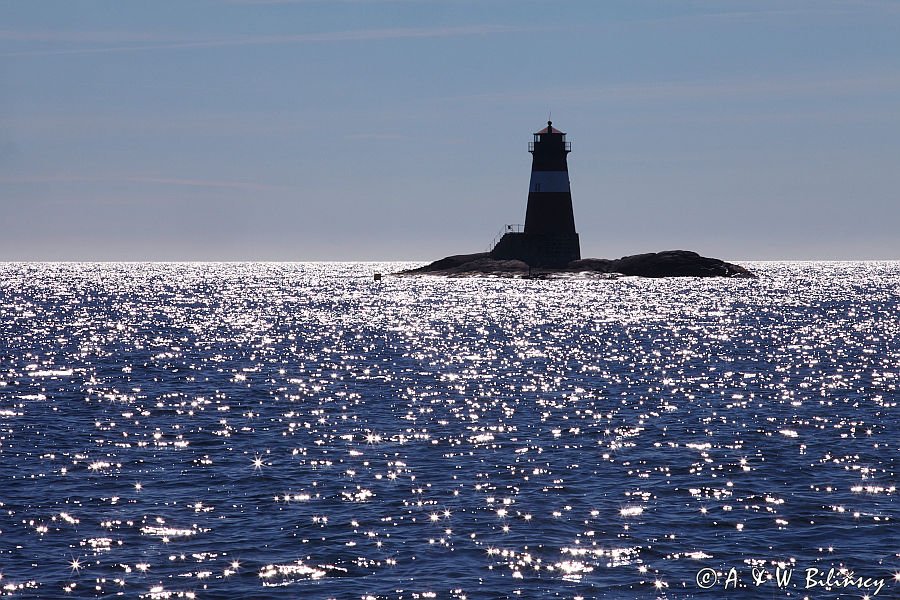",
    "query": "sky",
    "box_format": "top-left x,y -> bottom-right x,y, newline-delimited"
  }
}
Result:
2,0 -> 899,261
